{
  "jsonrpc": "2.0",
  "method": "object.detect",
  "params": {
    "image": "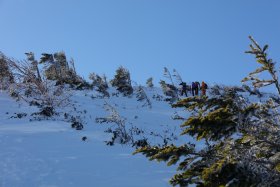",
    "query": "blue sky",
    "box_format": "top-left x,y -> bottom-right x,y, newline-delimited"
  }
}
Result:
0,0 -> 279,87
